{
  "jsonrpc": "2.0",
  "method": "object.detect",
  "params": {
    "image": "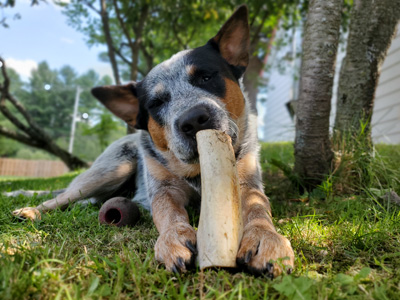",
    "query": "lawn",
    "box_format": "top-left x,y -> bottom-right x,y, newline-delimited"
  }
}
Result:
1,143 -> 400,299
